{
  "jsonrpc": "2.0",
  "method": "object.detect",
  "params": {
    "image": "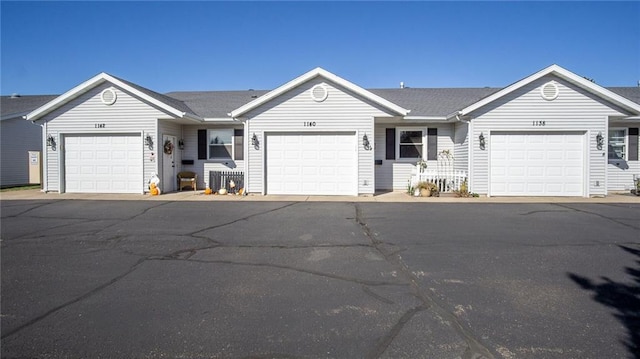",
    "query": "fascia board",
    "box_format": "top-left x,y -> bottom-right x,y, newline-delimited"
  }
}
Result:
2,111 -> 29,121
404,116 -> 448,121
27,72 -> 203,122
101,74 -> 201,119
26,72 -> 108,121
458,64 -> 640,117
230,67 -> 409,117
